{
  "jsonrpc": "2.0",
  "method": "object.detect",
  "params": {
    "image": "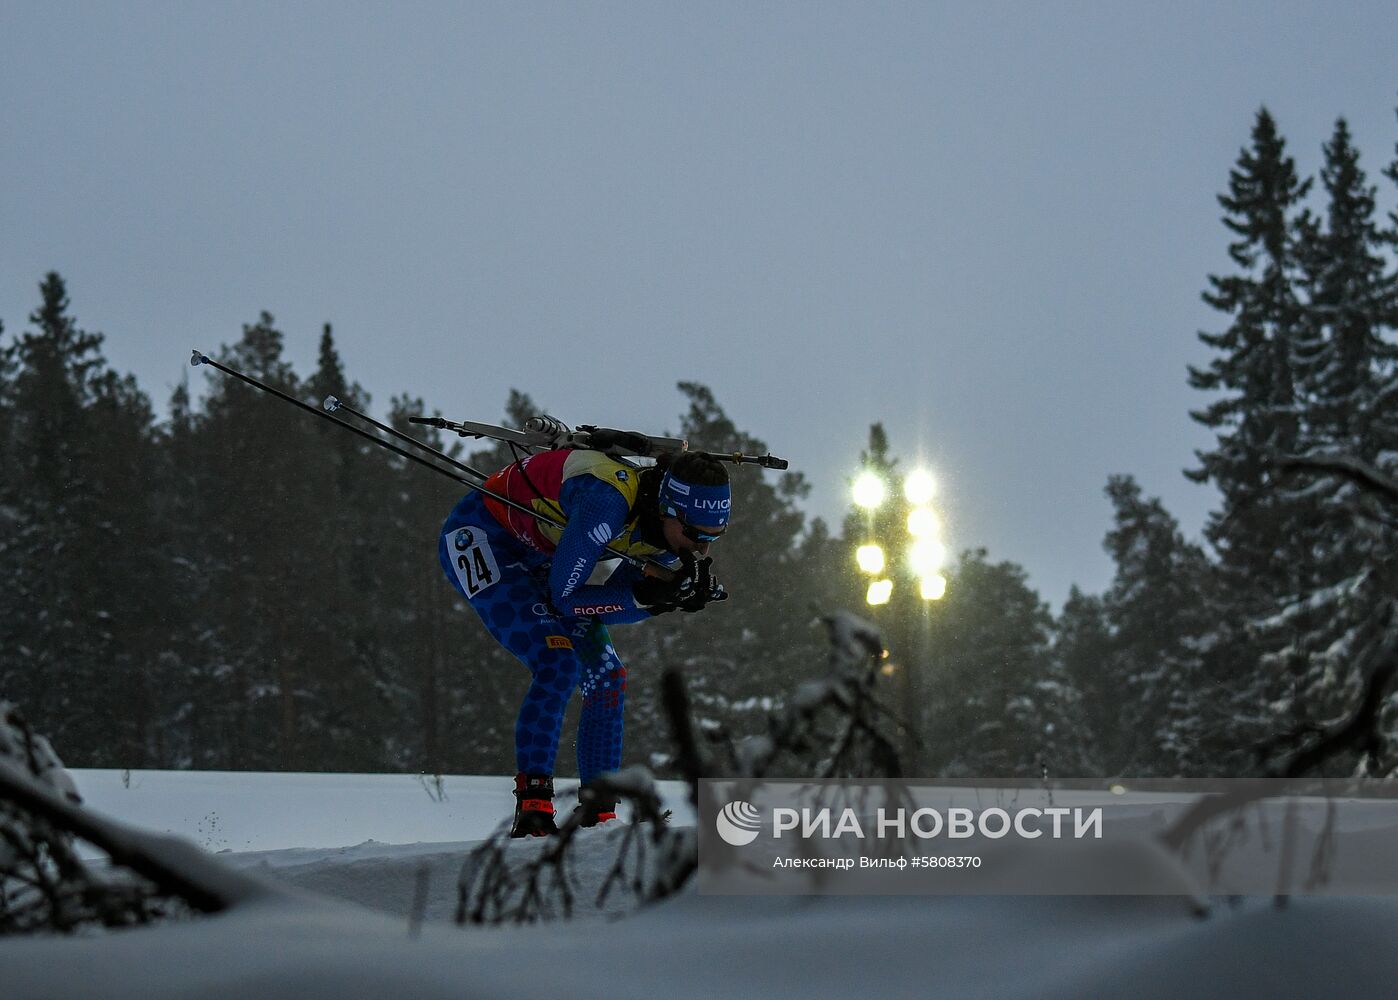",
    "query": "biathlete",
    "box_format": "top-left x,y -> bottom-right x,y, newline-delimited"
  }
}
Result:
439,448 -> 731,836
